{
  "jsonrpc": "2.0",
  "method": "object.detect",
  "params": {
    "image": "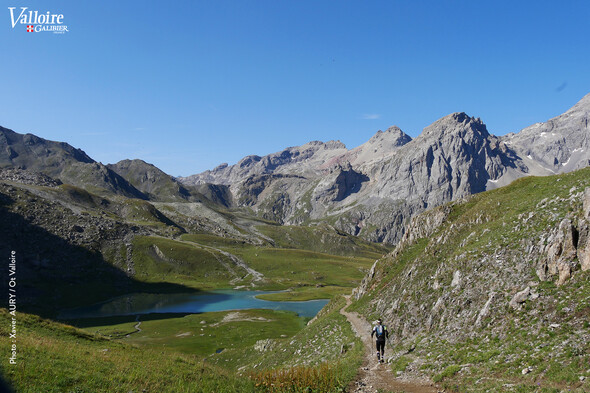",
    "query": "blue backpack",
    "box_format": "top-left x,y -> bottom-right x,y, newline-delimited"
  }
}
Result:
375,325 -> 386,338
